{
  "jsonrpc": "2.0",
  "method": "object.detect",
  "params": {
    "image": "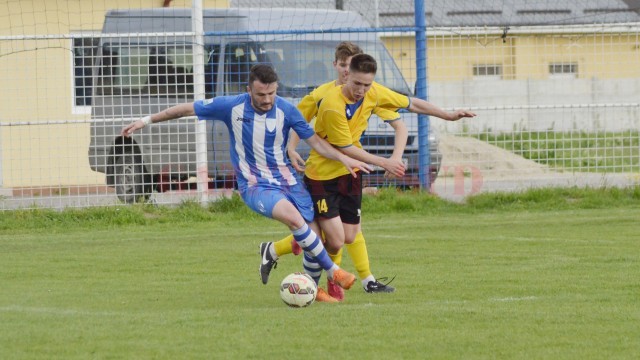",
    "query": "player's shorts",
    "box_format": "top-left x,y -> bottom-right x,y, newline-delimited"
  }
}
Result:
240,181 -> 315,223
304,172 -> 362,225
